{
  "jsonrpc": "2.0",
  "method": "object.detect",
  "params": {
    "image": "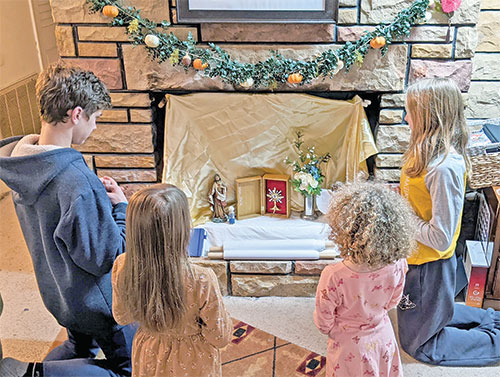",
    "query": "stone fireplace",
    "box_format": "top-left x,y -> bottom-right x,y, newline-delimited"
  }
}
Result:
49,0 -> 490,296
